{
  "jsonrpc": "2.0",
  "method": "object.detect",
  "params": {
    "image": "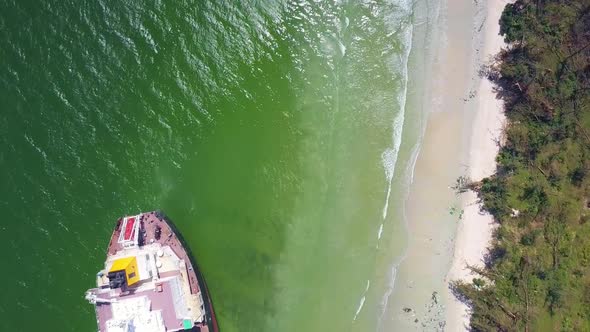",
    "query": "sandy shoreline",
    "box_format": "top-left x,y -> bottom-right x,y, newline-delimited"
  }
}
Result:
379,0 -> 476,329
444,0 -> 509,330
379,0 -> 510,330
